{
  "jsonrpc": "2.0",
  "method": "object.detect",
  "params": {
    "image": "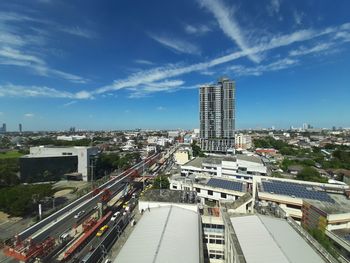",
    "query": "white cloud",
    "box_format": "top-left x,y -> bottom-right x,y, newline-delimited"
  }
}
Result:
0,47 -> 89,83
93,22 -> 350,98
24,113 -> 34,118
156,106 -> 166,111
184,24 -> 211,35
149,34 -> 201,55
134,59 -> 154,65
293,10 -> 304,25
289,42 -> 333,57
59,26 -> 95,39
268,0 -> 281,15
0,11 -> 91,83
0,84 -> 91,100
228,58 -> 298,76
75,91 -> 93,99
63,101 -> 77,107
198,0 -> 261,63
